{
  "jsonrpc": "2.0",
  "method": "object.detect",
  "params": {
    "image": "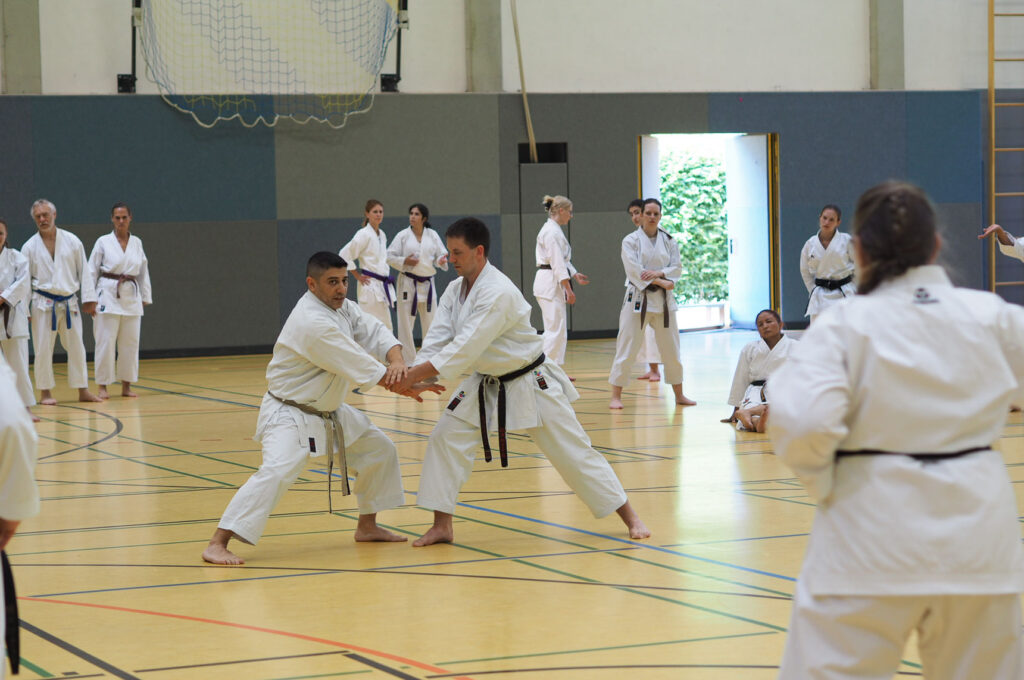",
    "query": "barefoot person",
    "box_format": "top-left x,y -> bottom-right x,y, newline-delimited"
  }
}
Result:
608,198 -> 695,409
339,199 -> 395,331
394,218 -> 650,547
627,199 -> 661,382
770,182 -> 1024,677
21,199 -> 100,404
202,252 -> 442,565
722,309 -> 794,433
0,219 -> 37,419
87,202 -> 152,400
